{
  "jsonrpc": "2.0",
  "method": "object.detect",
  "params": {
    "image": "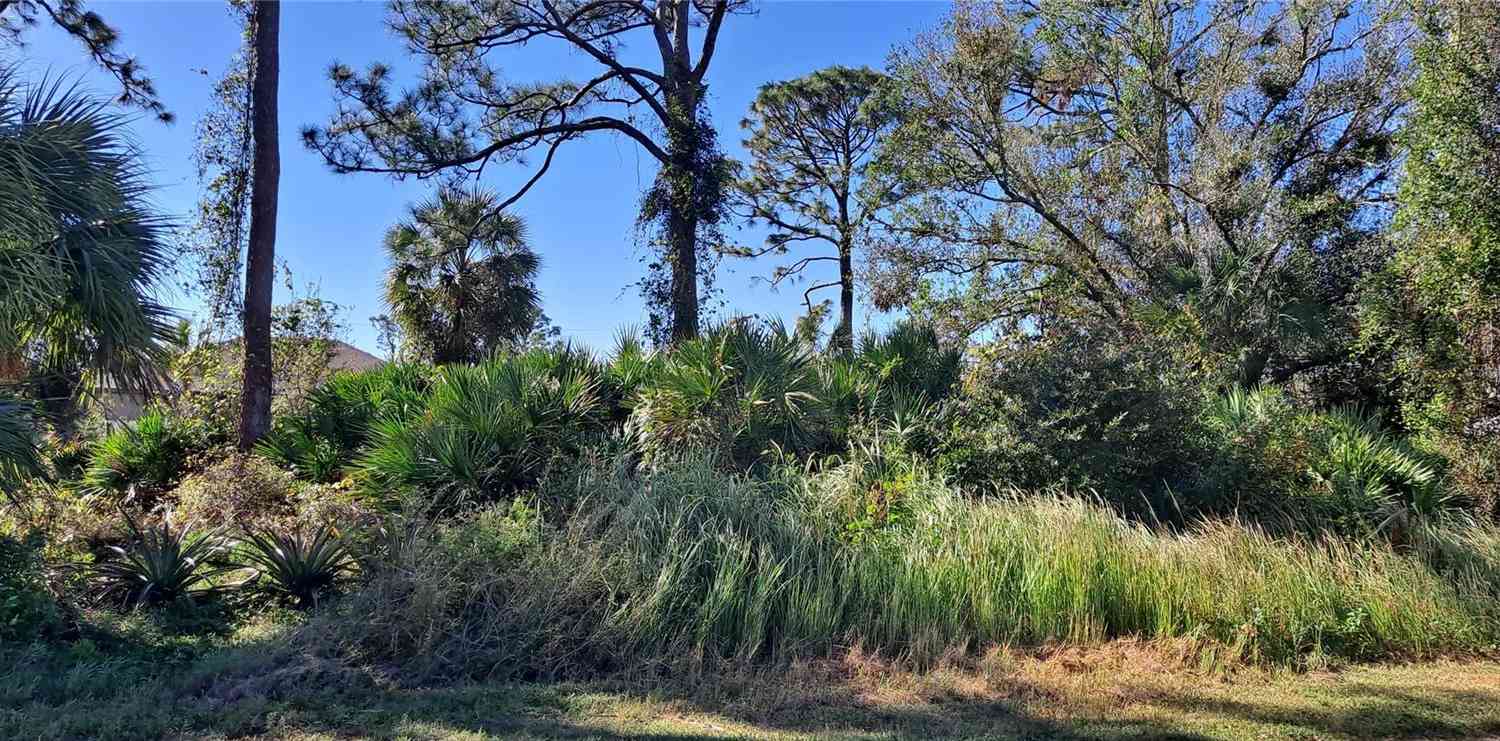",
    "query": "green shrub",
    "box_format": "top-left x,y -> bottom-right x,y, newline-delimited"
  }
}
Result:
171,454 -> 297,531
257,363 -> 430,482
629,320 -> 823,466
816,321 -> 962,452
358,347 -> 607,503
939,325 -> 1207,506
82,409 -> 188,502
1304,407 -> 1455,537
1200,387 -> 1464,536
0,533 -> 61,640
